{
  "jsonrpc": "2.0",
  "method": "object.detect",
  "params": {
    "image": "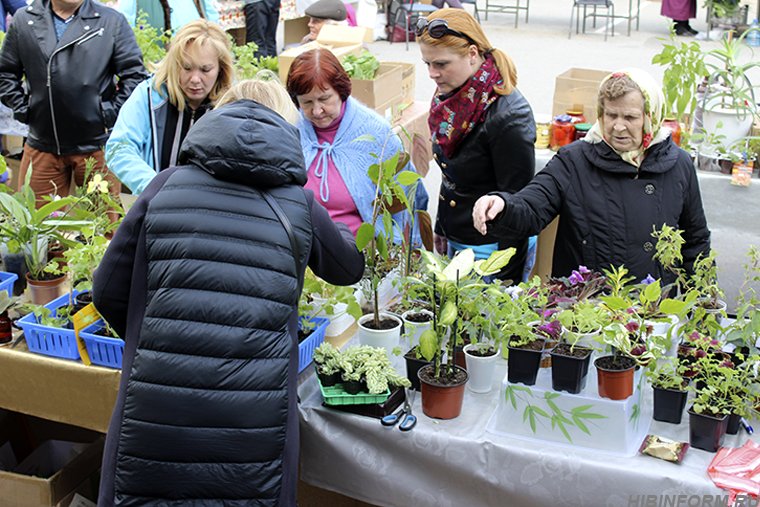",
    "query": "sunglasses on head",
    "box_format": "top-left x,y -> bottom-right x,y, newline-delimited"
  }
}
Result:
415,17 -> 477,46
